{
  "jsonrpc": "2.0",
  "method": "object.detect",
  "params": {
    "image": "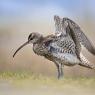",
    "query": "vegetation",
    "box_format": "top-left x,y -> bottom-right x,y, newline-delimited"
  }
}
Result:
0,72 -> 95,95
